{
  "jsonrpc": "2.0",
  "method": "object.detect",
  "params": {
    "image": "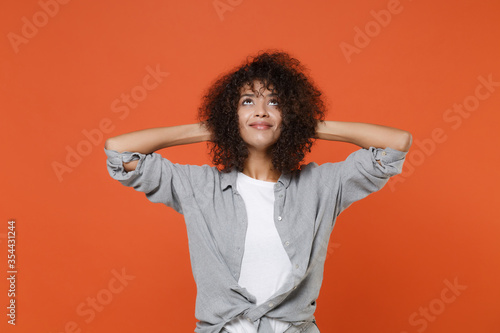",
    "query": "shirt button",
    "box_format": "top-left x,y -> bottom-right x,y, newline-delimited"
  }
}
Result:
268,302 -> 274,307
295,264 -> 299,269
277,216 -> 282,221
381,151 -> 387,156
285,241 -> 290,246
293,286 -> 297,290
